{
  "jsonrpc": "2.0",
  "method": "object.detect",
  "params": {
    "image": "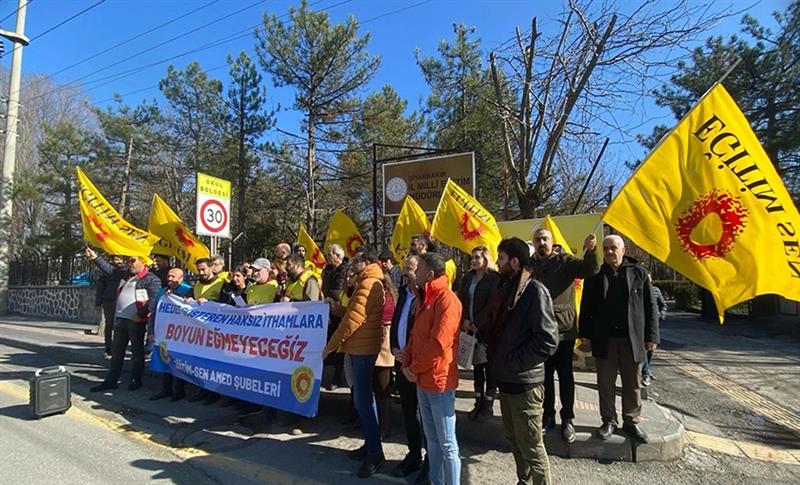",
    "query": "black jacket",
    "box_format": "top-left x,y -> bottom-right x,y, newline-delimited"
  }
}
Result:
322,260 -> 349,300
579,257 -> 660,363
492,273 -> 559,387
390,283 -> 418,351
93,257 -> 128,305
457,269 -> 501,341
532,246 -> 599,340
219,280 -> 248,306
